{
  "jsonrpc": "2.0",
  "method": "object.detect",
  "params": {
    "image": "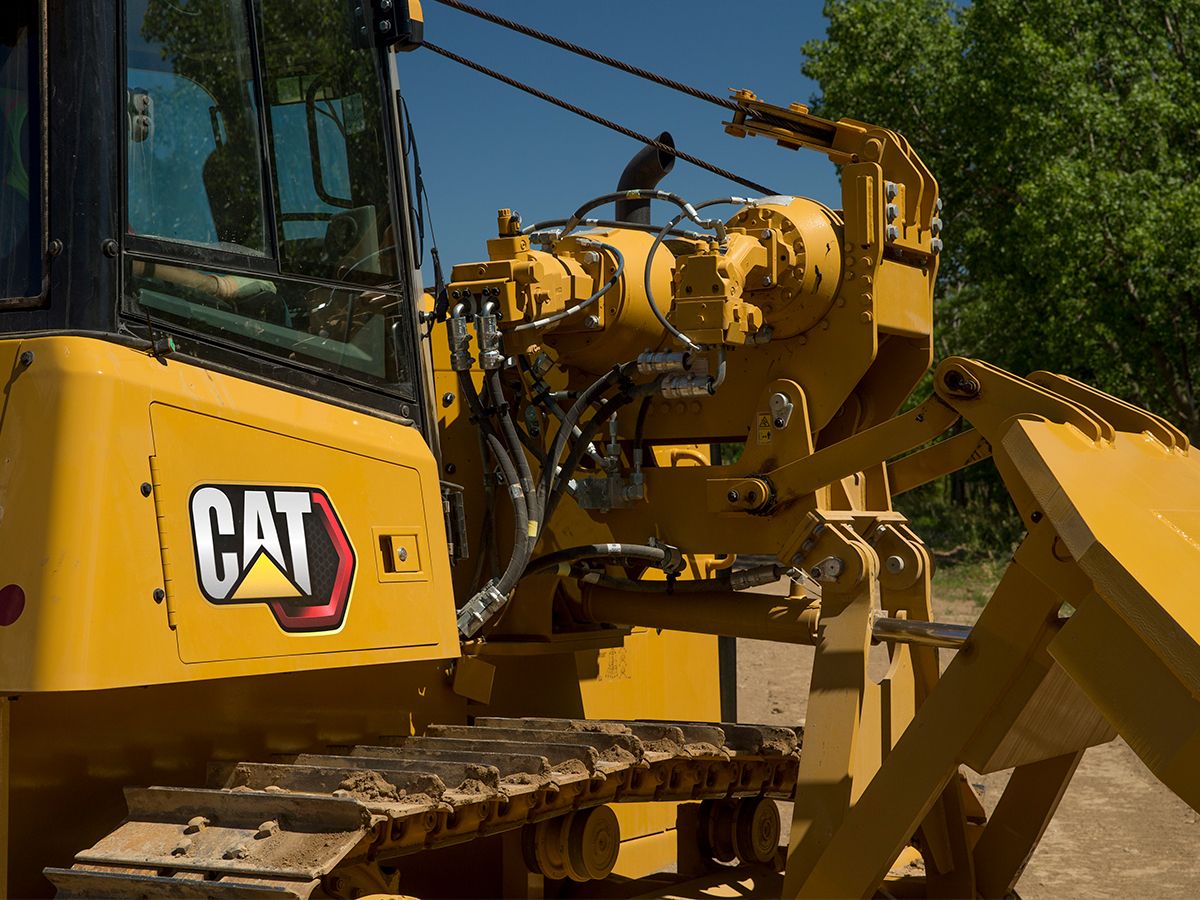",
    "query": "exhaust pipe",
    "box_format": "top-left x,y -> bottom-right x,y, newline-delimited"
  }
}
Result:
615,131 -> 676,225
